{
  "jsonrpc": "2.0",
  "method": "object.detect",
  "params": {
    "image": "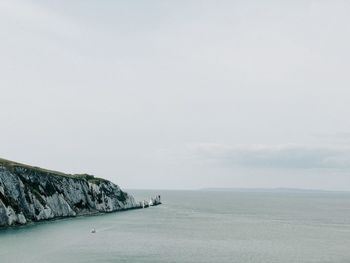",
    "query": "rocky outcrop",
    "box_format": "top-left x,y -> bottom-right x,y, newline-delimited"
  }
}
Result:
0,158 -> 139,227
